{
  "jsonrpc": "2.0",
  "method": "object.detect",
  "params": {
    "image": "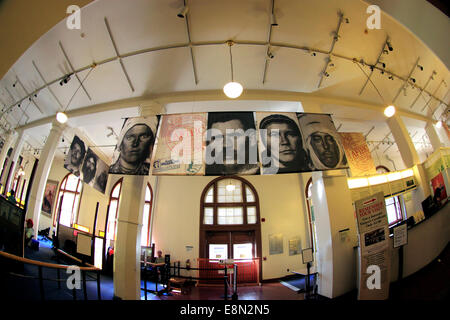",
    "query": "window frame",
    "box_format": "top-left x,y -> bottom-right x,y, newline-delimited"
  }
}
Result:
385,195 -> 404,226
105,178 -> 123,242
53,173 -> 83,227
104,179 -> 153,247
200,176 -> 260,227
